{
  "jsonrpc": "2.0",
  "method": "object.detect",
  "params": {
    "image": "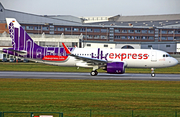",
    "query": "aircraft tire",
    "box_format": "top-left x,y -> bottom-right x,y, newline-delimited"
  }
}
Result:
151,73 -> 155,77
90,70 -> 98,76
